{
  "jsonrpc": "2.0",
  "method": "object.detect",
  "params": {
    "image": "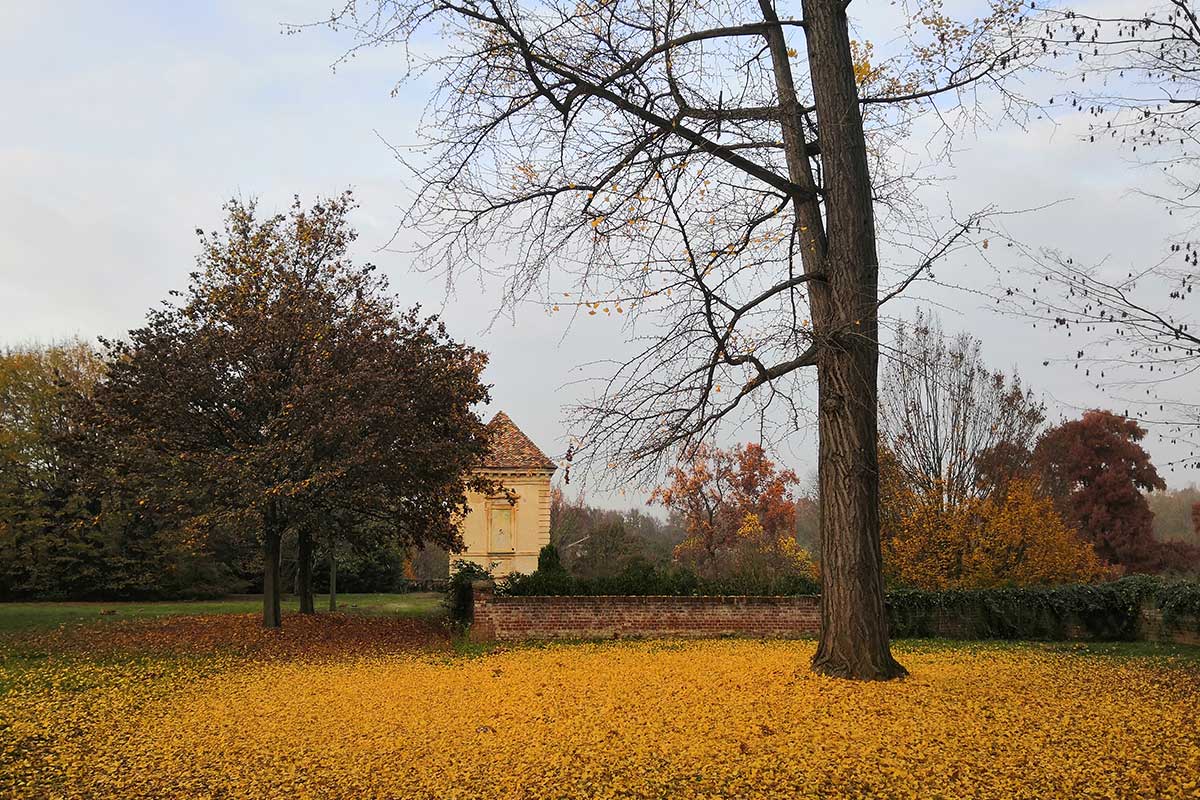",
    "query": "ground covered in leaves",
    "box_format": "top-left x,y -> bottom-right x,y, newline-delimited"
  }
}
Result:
2,615 -> 1198,799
